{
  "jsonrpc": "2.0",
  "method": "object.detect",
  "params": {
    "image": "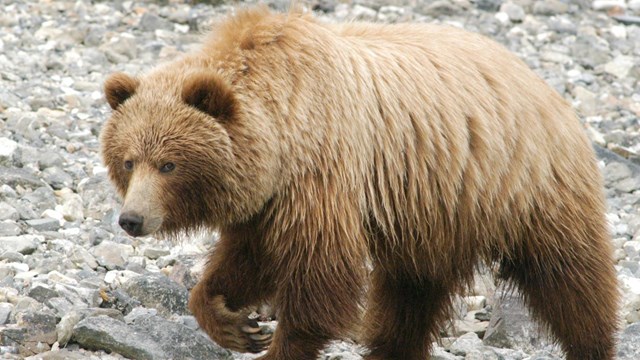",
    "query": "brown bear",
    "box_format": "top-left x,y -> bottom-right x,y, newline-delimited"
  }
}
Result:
101,7 -> 619,360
